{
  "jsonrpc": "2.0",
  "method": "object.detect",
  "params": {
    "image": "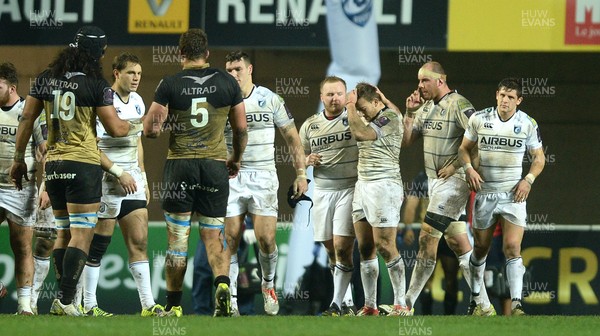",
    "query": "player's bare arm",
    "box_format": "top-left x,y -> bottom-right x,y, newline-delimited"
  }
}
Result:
512,146 -> 545,203
10,95 -> 44,190
459,137 -> 484,191
137,137 -> 150,205
376,87 -> 402,116
346,91 -> 377,141
143,102 -> 168,138
402,90 -> 423,147
226,101 -> 248,178
279,122 -> 308,197
97,104 -> 137,137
